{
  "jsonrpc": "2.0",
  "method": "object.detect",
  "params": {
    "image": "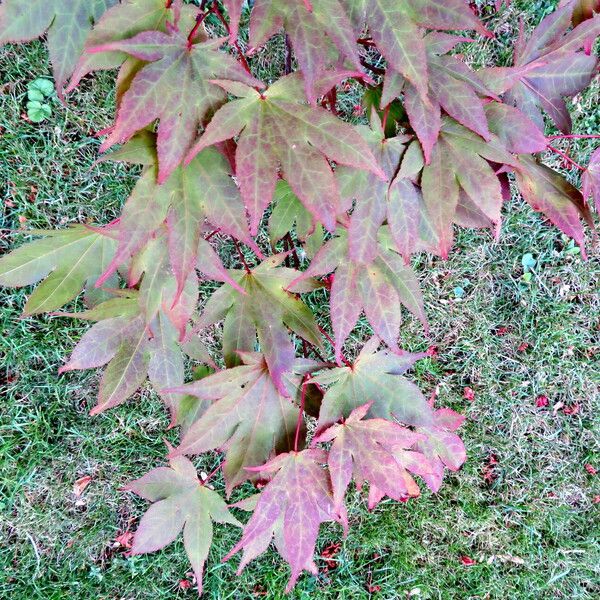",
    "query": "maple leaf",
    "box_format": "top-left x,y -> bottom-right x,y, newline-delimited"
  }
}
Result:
192,254 -> 323,392
0,0 -> 117,94
0,226 -> 116,316
482,5 -> 599,132
57,287 -> 190,421
310,337 -> 432,430
96,136 -> 259,299
248,0 -> 362,102
268,180 -> 317,245
126,454 -> 241,595
67,0 -> 198,91
292,232 -> 427,361
514,156 -> 593,257
420,118 -> 519,258
314,403 -> 434,510
382,33 -> 497,162
415,407 -> 467,492
583,147 -> 600,210
89,30 -> 262,182
338,112 -> 444,264
185,73 -> 385,234
168,354 -> 319,493
225,449 -> 344,591
344,0 -> 490,101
